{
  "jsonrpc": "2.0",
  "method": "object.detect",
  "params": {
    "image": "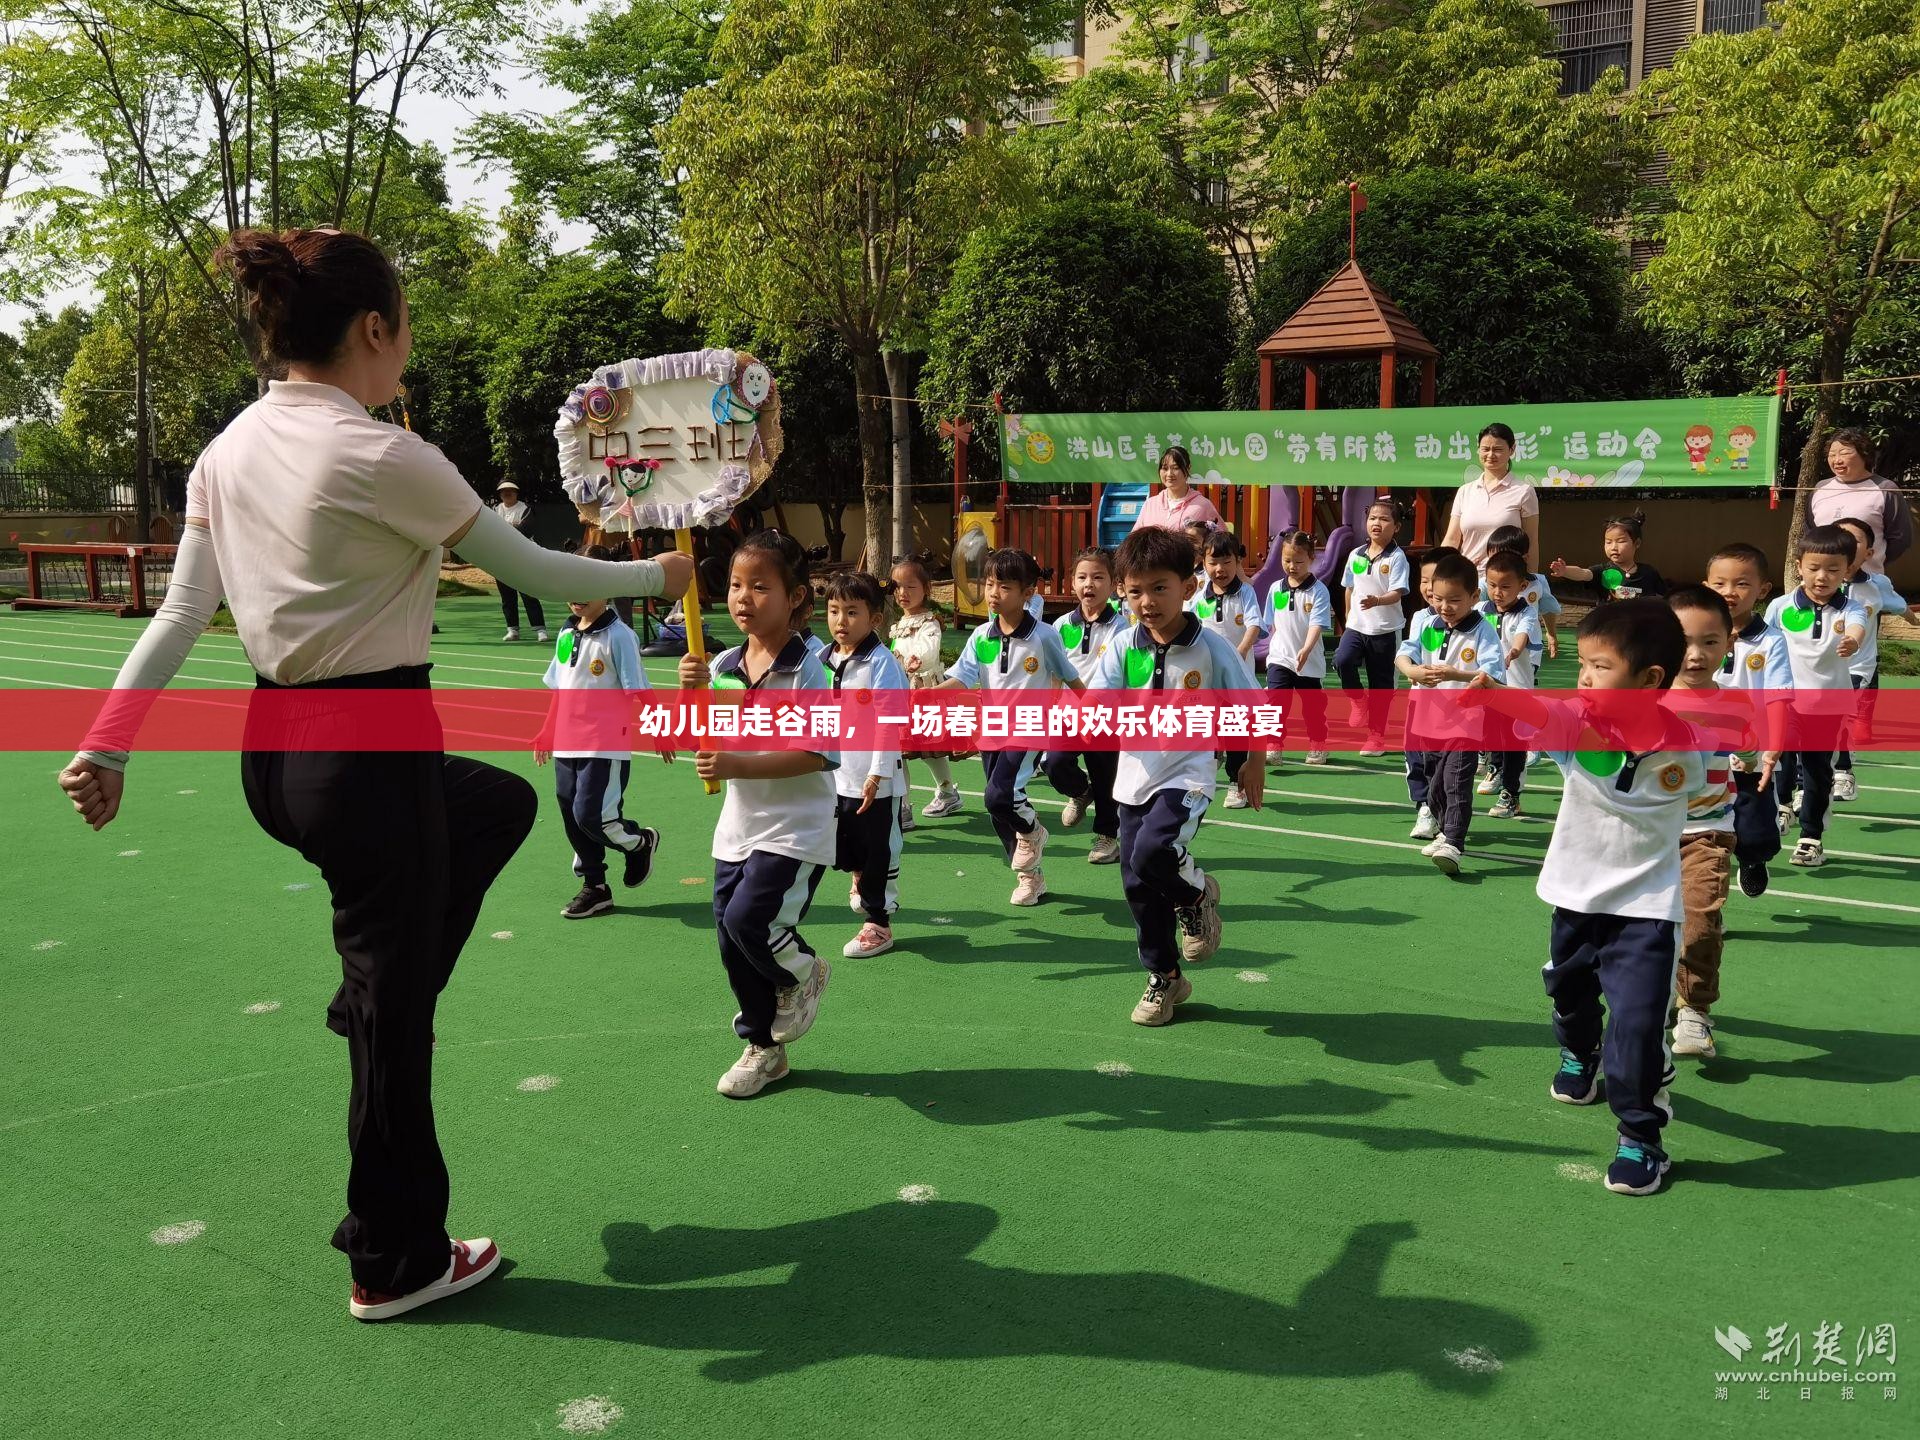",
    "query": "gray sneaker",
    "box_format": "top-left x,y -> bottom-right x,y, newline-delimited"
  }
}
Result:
1131,971 -> 1194,1027
921,784 -> 964,818
1060,793 -> 1089,828
1672,1006 -> 1716,1059
1175,874 -> 1222,964
717,1042 -> 789,1098
770,957 -> 830,1044
1087,834 -> 1121,865
1488,791 -> 1521,820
